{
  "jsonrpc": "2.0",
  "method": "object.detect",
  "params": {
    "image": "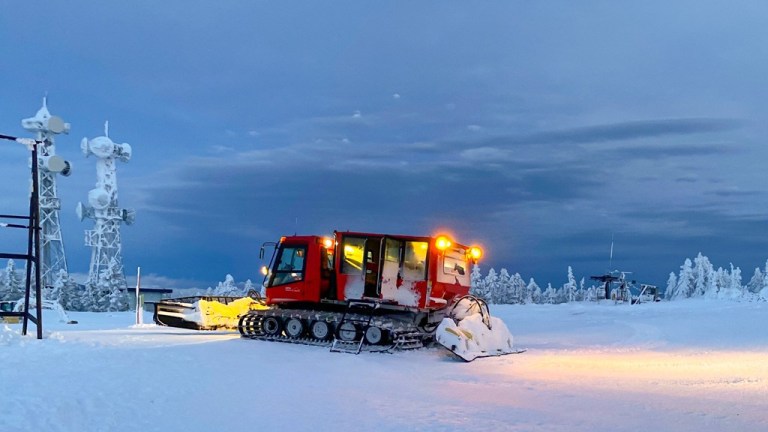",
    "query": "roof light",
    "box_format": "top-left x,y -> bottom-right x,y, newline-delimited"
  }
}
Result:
468,246 -> 483,262
322,237 -> 334,249
435,235 -> 452,251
